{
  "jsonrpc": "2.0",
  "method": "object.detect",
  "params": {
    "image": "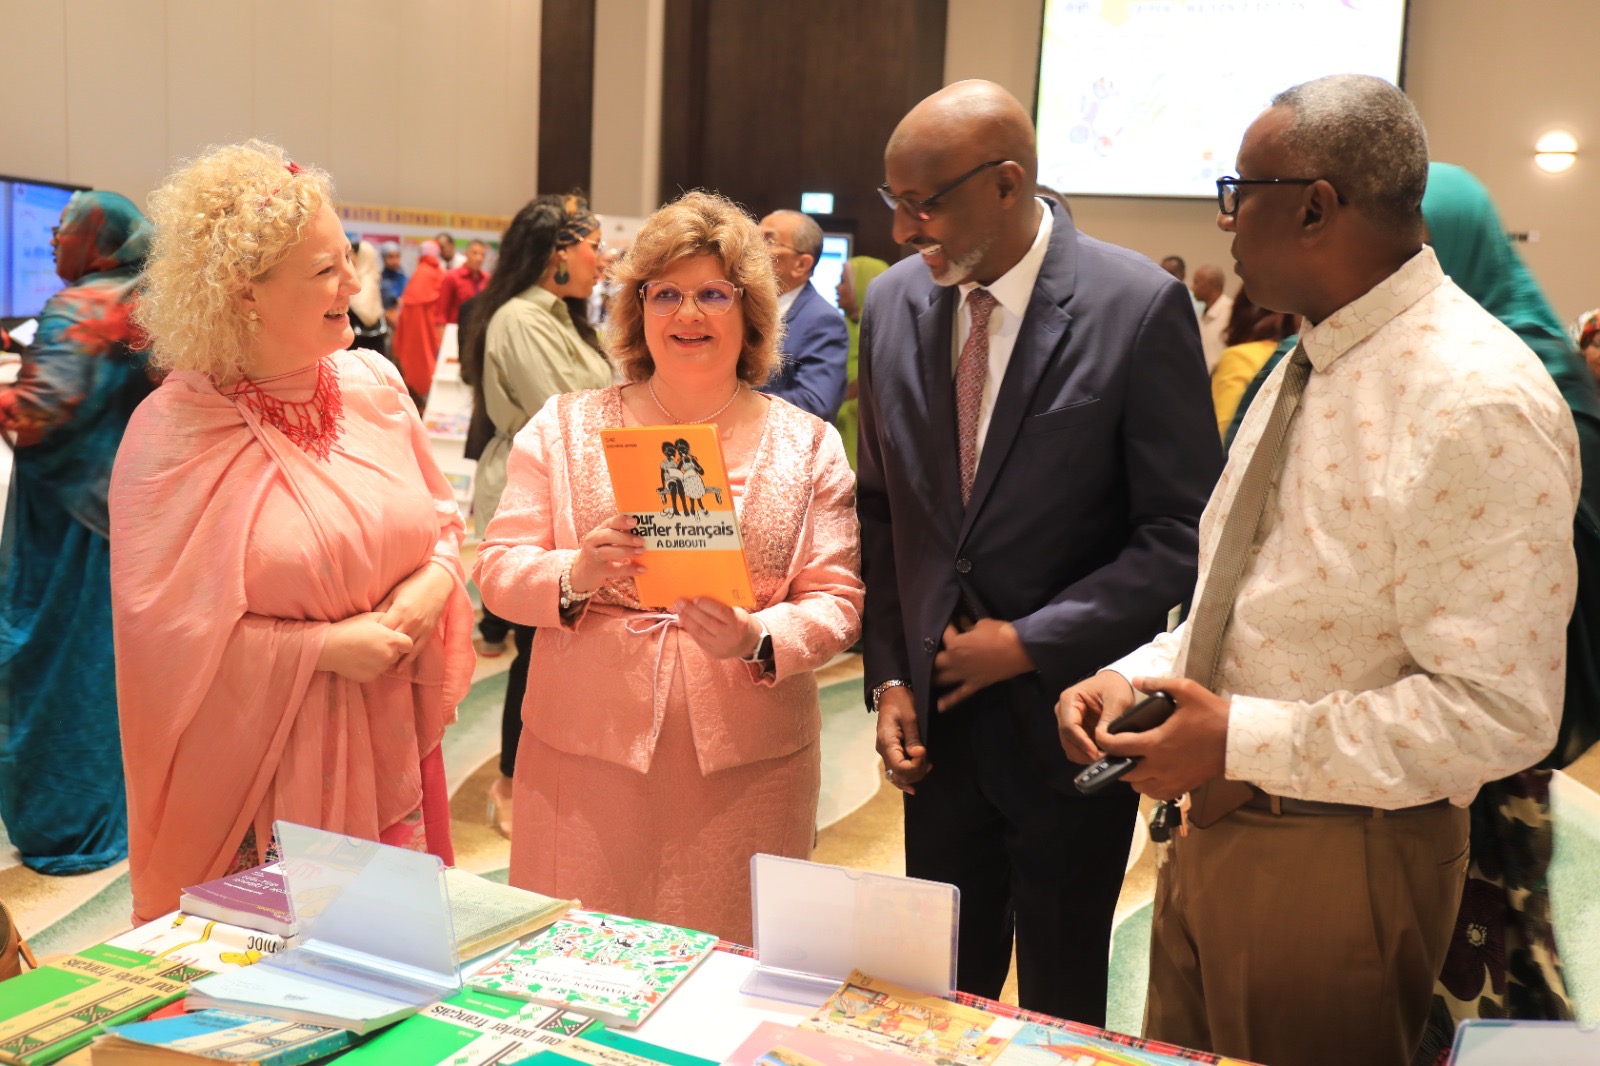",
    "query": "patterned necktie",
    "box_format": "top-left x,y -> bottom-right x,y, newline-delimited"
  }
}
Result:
956,288 -> 998,506
1183,343 -> 1313,827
